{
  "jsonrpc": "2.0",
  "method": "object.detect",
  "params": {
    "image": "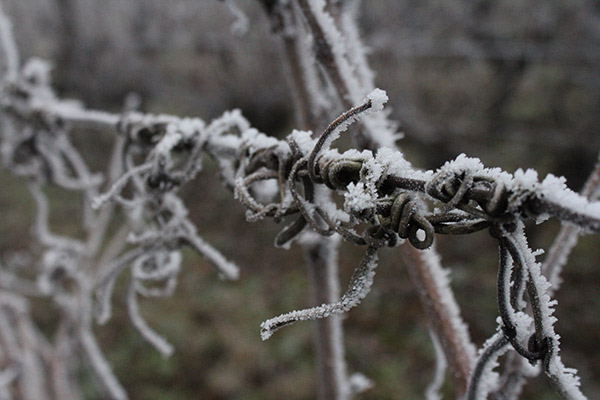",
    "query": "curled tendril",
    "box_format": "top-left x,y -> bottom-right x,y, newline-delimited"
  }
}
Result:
235,145 -> 298,223
321,158 -> 362,190
288,156 -> 334,236
496,234 -> 547,362
378,193 -> 434,249
426,169 -> 510,221
307,99 -> 374,183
